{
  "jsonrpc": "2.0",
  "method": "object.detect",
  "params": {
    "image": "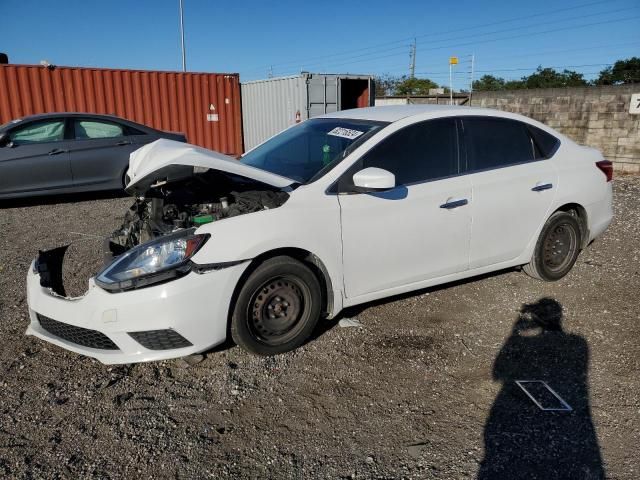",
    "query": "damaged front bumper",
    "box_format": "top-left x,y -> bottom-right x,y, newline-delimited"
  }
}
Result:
26,247 -> 249,364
